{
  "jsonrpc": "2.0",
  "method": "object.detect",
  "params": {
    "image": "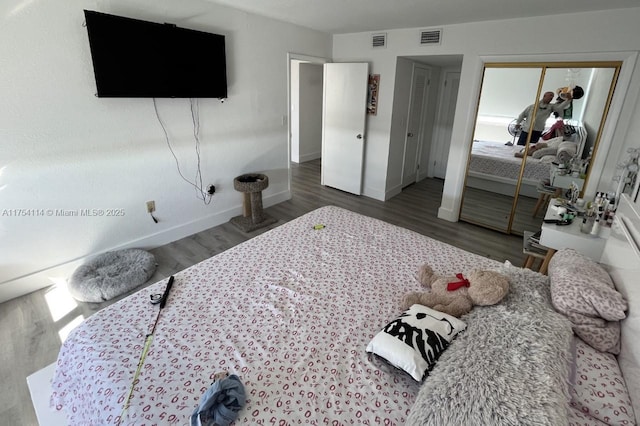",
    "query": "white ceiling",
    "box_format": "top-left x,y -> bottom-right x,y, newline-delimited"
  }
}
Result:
204,0 -> 639,34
